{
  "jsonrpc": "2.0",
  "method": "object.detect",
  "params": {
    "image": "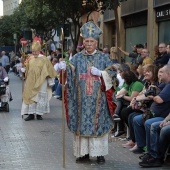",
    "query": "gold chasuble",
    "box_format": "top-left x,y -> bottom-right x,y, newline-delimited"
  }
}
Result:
22,54 -> 56,104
